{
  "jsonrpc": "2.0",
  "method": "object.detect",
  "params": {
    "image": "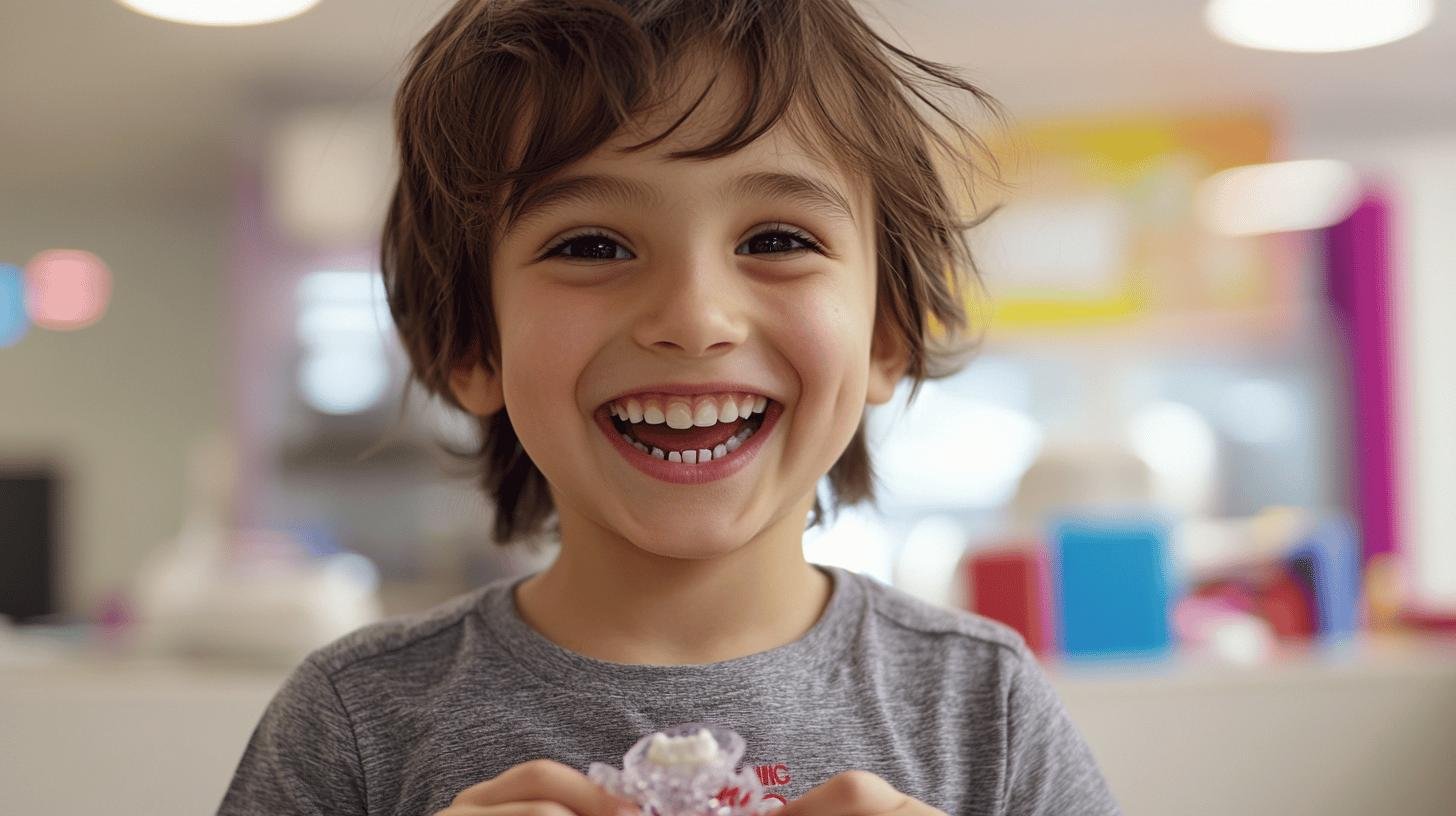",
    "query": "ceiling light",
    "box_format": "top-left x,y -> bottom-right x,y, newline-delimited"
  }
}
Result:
115,0 -> 322,27
1195,159 -> 1362,236
1205,0 -> 1434,53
